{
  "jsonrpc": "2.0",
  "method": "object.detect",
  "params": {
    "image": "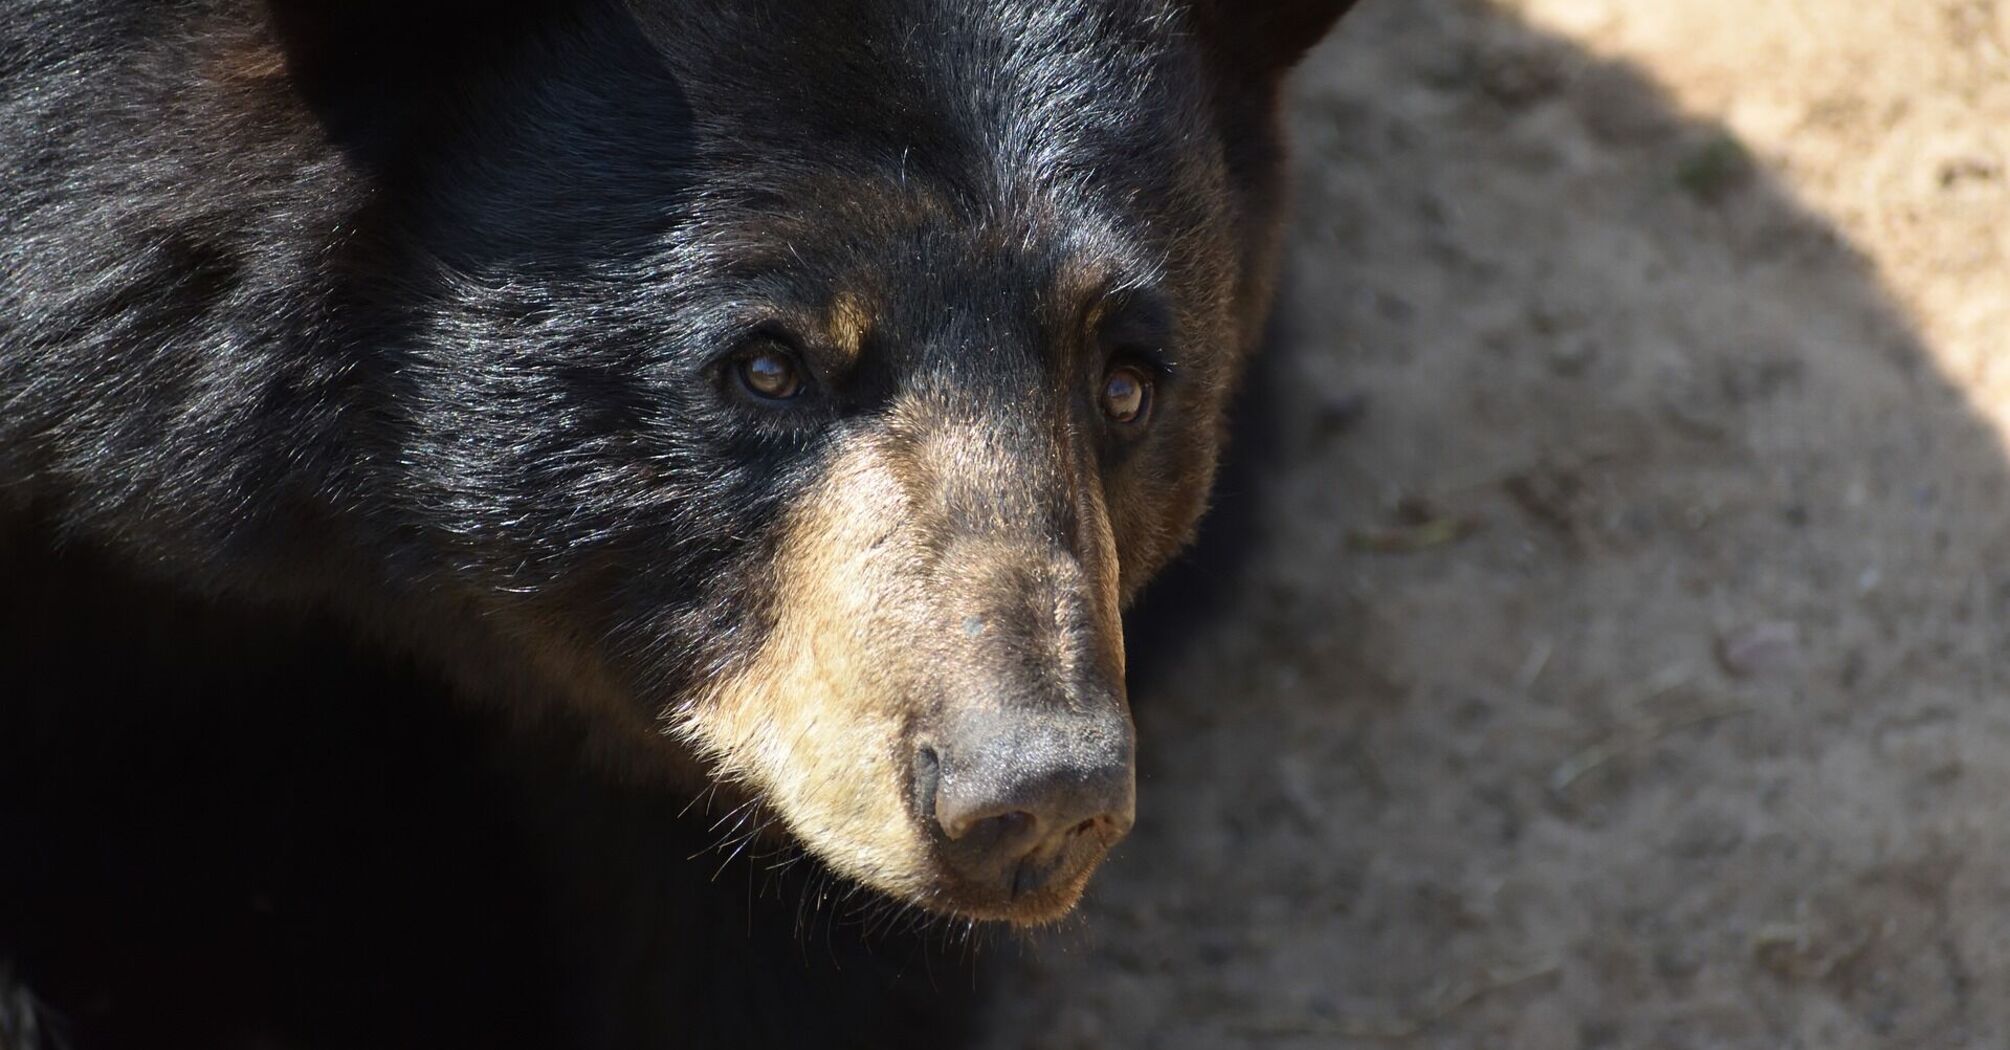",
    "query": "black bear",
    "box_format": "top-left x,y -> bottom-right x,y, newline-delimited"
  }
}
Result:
0,1 -> 1356,1046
